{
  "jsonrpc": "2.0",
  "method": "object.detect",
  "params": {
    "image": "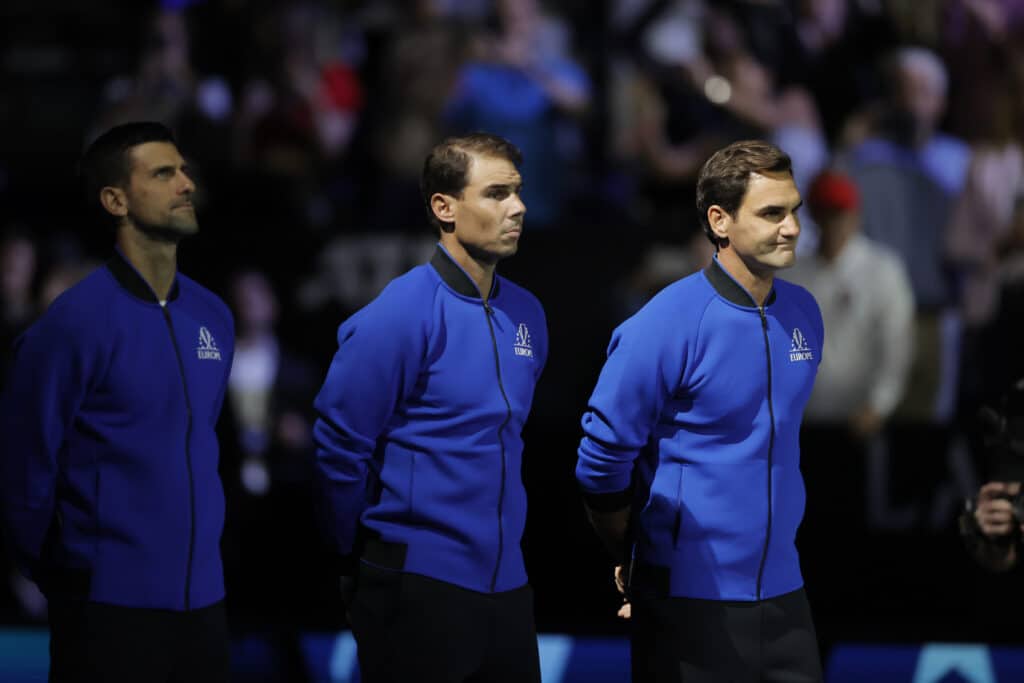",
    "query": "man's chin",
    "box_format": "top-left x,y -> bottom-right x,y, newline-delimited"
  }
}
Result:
463,240 -> 518,264
769,250 -> 797,270
135,220 -> 199,244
